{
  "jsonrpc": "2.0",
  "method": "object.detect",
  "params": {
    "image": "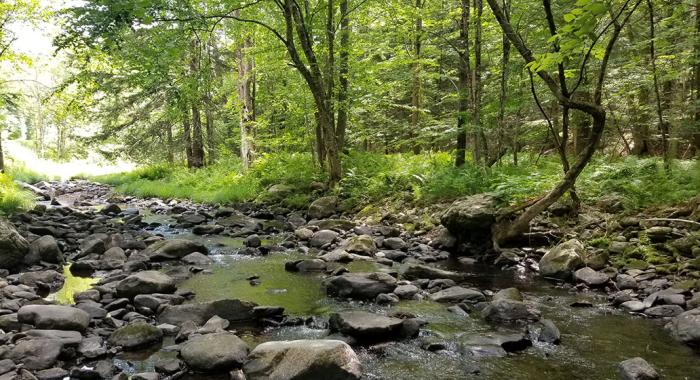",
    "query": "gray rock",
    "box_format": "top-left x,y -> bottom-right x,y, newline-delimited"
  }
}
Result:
616,274 -> 638,290
35,368 -> 69,380
294,228 -> 314,240
308,196 -> 338,219
440,194 -> 497,236
24,329 -> 82,345
181,252 -> 213,265
481,299 -> 539,323
158,299 -> 256,326
29,236 -> 63,264
144,239 -> 208,260
667,308 -> 700,346
620,301 -> 646,313
180,332 -> 248,372
132,373 -> 160,380
574,267 -> 609,287
329,311 -> 405,343
493,288 -> 523,302
108,322 -> 163,350
429,286 -> 485,303
644,305 -> 684,318
401,264 -> 467,281
79,233 -> 108,257
0,220 -> 30,269
6,338 -> 62,370
154,358 -> 182,375
618,357 -> 659,380
286,259 -> 327,272
539,239 -> 585,278
393,284 -> 420,299
0,359 -> 14,376
310,230 -> 339,248
102,247 -> 127,262
530,319 -> 560,344
244,339 -> 361,380
460,333 -> 532,354
307,219 -> 356,231
78,336 -> 106,358
18,305 -> 90,332
383,237 -> 406,251
192,224 -> 225,235
116,271 -> 176,299
324,272 -> 397,300
245,234 -> 262,248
